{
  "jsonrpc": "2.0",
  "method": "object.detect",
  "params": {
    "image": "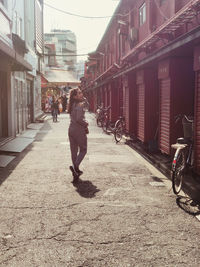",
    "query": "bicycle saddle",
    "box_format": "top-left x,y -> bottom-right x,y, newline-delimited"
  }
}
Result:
119,116 -> 125,120
177,137 -> 192,144
177,137 -> 185,144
